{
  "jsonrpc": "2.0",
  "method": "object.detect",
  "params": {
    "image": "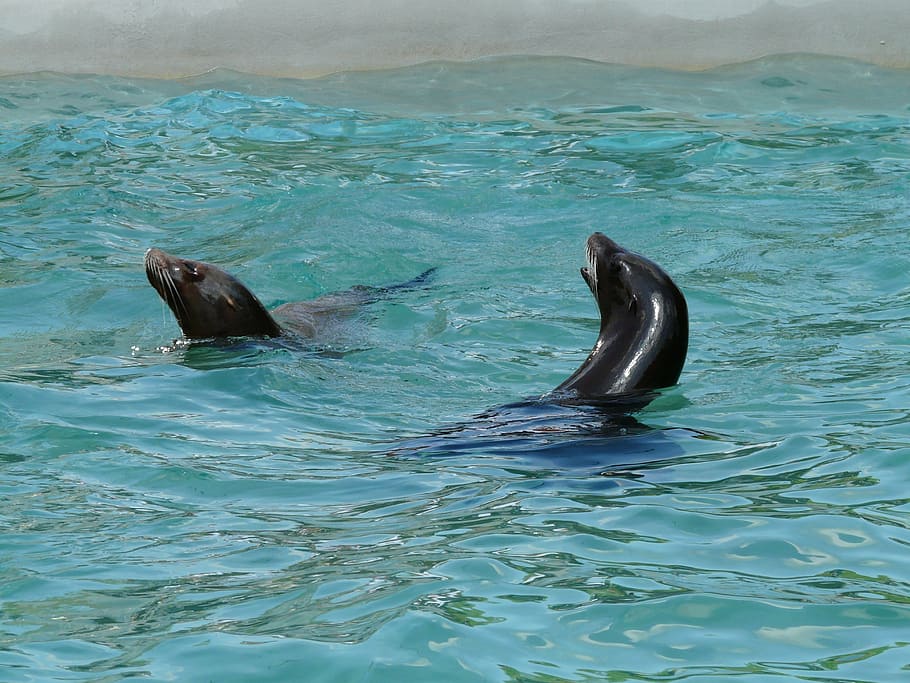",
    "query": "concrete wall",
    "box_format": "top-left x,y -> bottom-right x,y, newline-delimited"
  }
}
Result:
0,0 -> 907,77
